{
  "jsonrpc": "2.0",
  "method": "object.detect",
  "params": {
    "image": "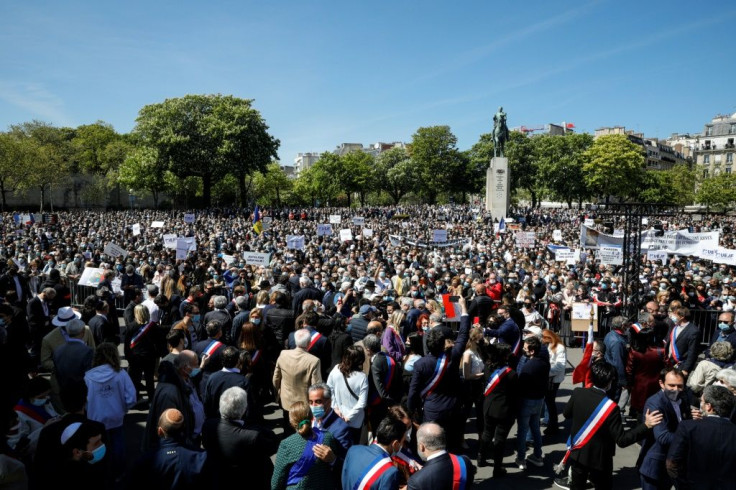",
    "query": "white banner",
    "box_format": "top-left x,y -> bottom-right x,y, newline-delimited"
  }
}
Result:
580,224 -> 624,250
150,221 -> 165,228
78,267 -> 104,287
329,215 -> 341,224
339,229 -> 353,242
555,249 -> 575,261
432,229 -> 448,243
132,223 -> 141,236
184,213 -> 195,224
515,231 -> 536,248
599,246 -> 623,265
286,235 -> 305,250
103,242 -> 128,258
352,217 -> 365,226
222,254 -> 236,265
700,247 -> 736,266
243,252 -> 271,266
176,237 -> 195,260
363,228 -> 374,239
552,230 -> 562,242
317,224 -> 333,236
640,230 -> 719,256
163,234 -> 178,249
613,229 -> 624,237
584,219 -> 595,227
646,250 -> 668,263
